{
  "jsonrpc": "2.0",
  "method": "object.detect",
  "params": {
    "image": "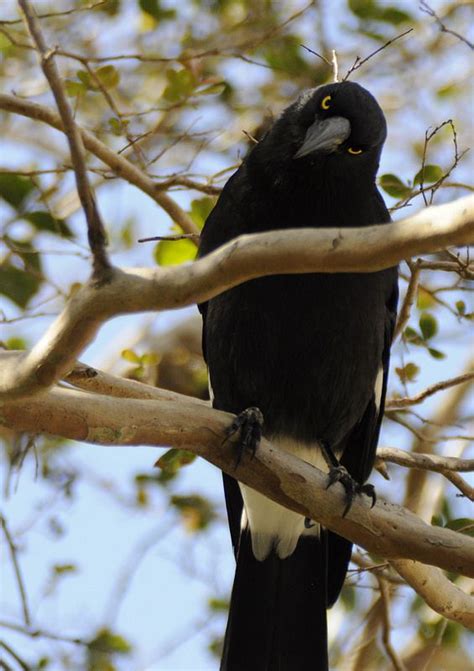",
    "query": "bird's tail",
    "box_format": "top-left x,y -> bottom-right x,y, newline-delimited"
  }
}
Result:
221,529 -> 329,671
